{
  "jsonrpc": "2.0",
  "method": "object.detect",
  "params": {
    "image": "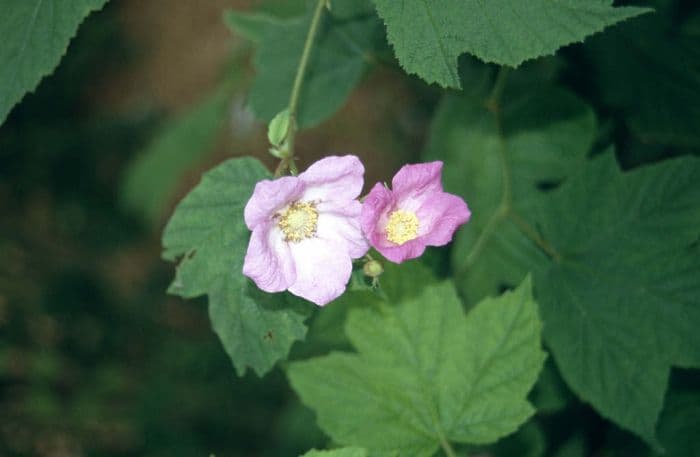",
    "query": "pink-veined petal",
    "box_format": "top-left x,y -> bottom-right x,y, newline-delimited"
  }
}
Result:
242,224 -> 296,292
316,199 -> 368,258
376,238 -> 427,264
391,161 -> 443,201
360,182 -> 395,249
288,238 -> 352,306
416,192 -> 471,246
299,155 -> 364,202
244,176 -> 303,229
